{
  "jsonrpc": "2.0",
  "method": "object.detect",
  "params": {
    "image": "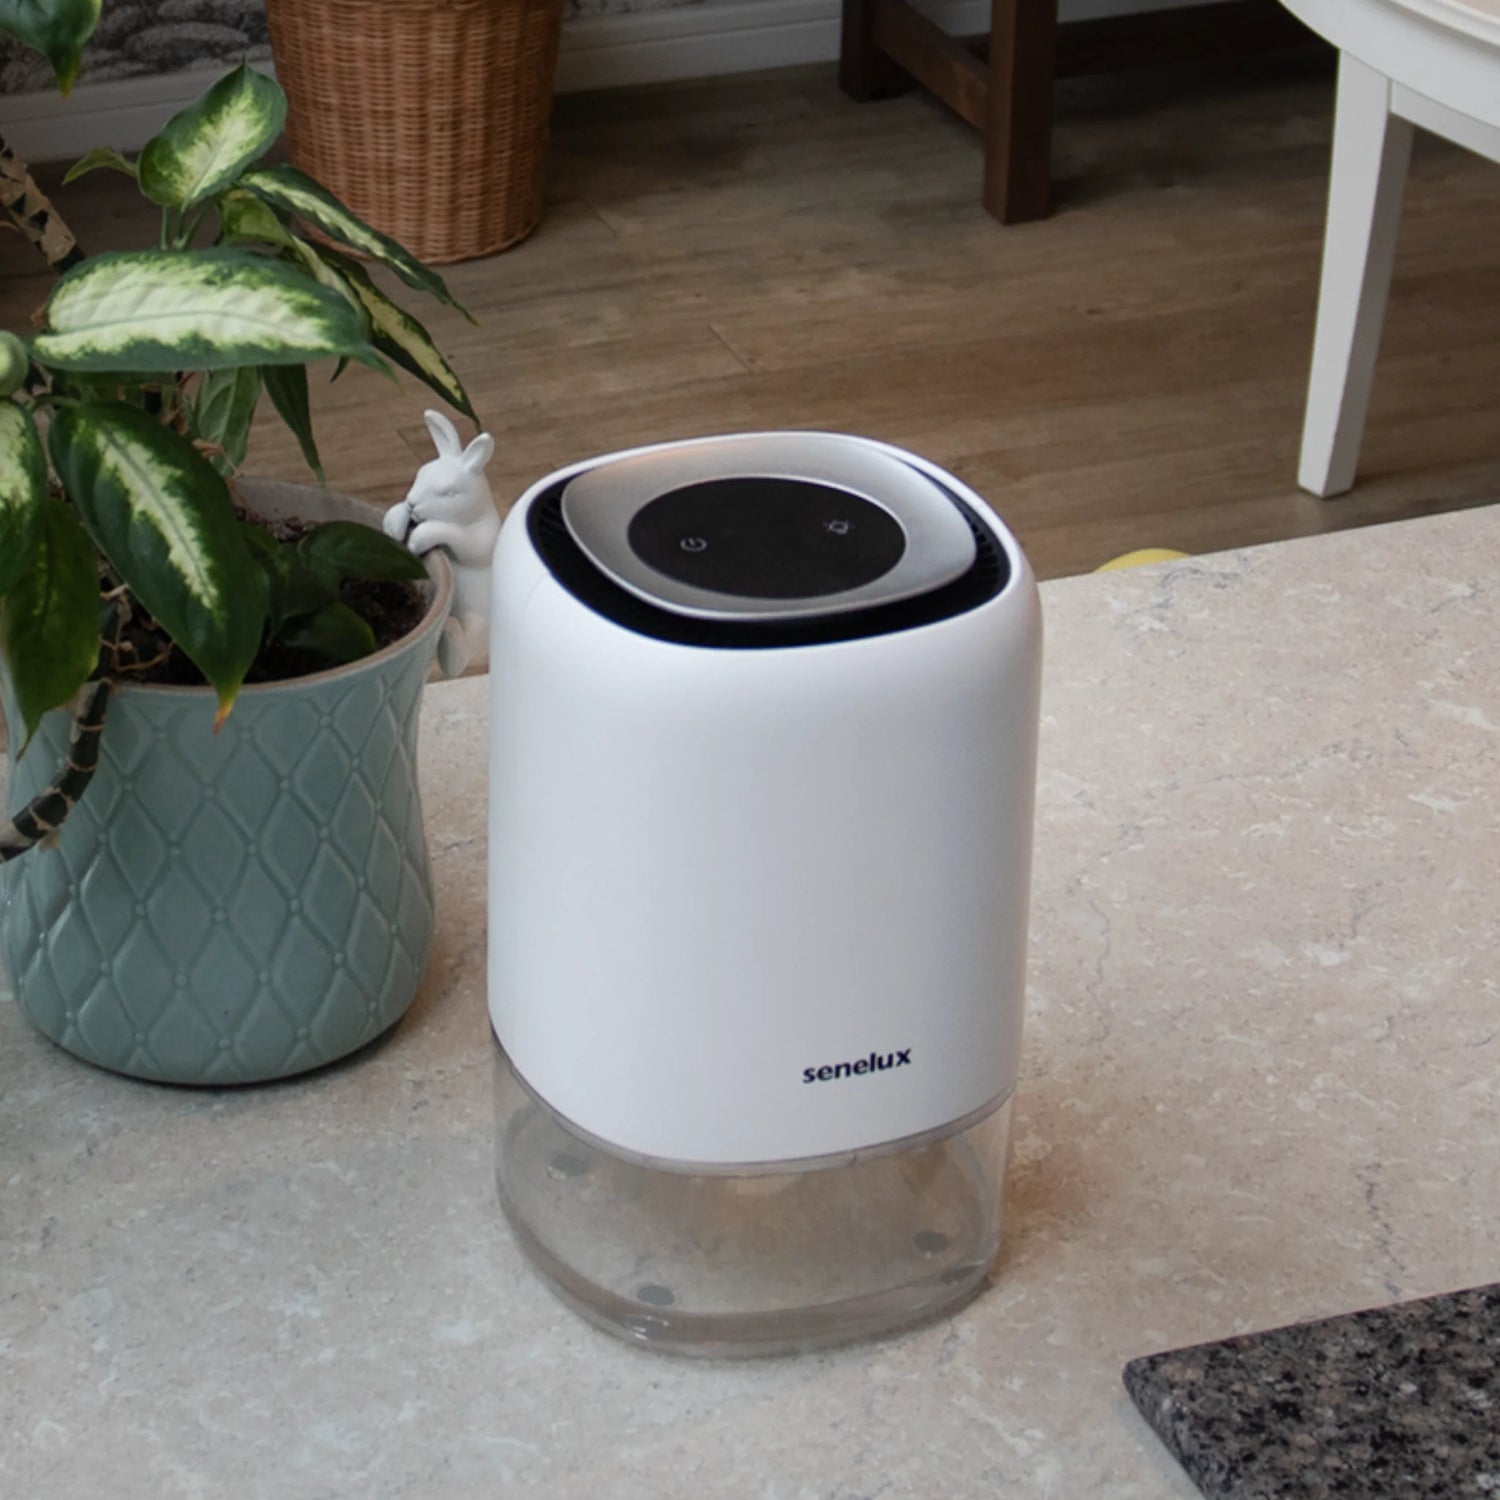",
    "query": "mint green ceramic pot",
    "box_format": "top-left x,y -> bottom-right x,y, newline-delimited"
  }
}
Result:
0,482 -> 454,1084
